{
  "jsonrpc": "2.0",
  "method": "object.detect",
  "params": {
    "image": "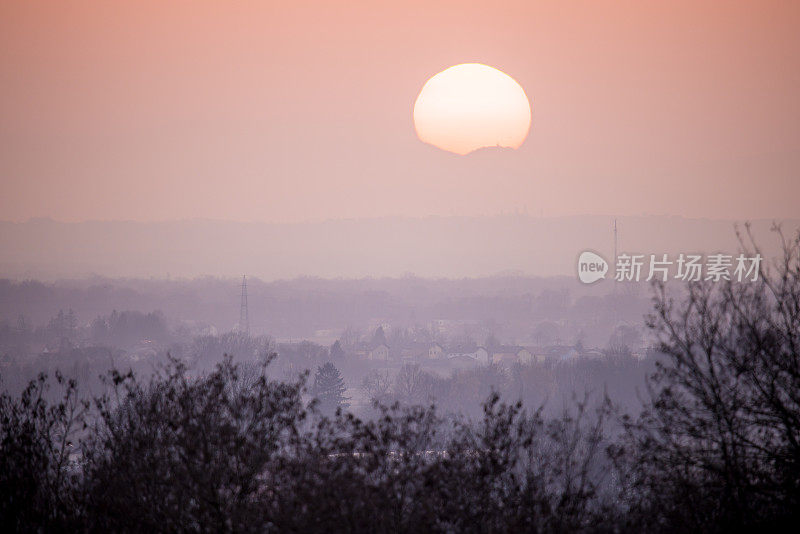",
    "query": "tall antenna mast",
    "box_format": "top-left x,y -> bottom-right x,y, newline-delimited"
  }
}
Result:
613,219 -> 618,294
239,275 -> 249,335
